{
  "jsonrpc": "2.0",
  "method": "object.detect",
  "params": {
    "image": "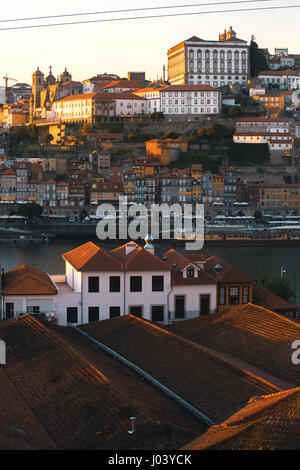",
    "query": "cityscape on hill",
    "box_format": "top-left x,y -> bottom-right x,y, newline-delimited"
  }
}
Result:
0,0 -> 300,458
